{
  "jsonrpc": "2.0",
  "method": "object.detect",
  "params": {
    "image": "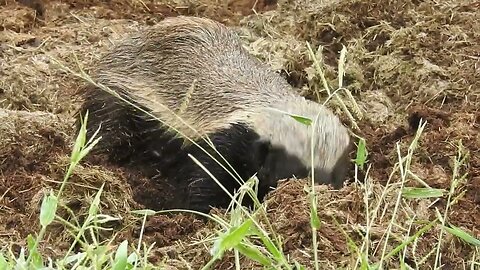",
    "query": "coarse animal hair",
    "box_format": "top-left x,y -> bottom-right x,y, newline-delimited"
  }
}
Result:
79,16 -> 352,213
